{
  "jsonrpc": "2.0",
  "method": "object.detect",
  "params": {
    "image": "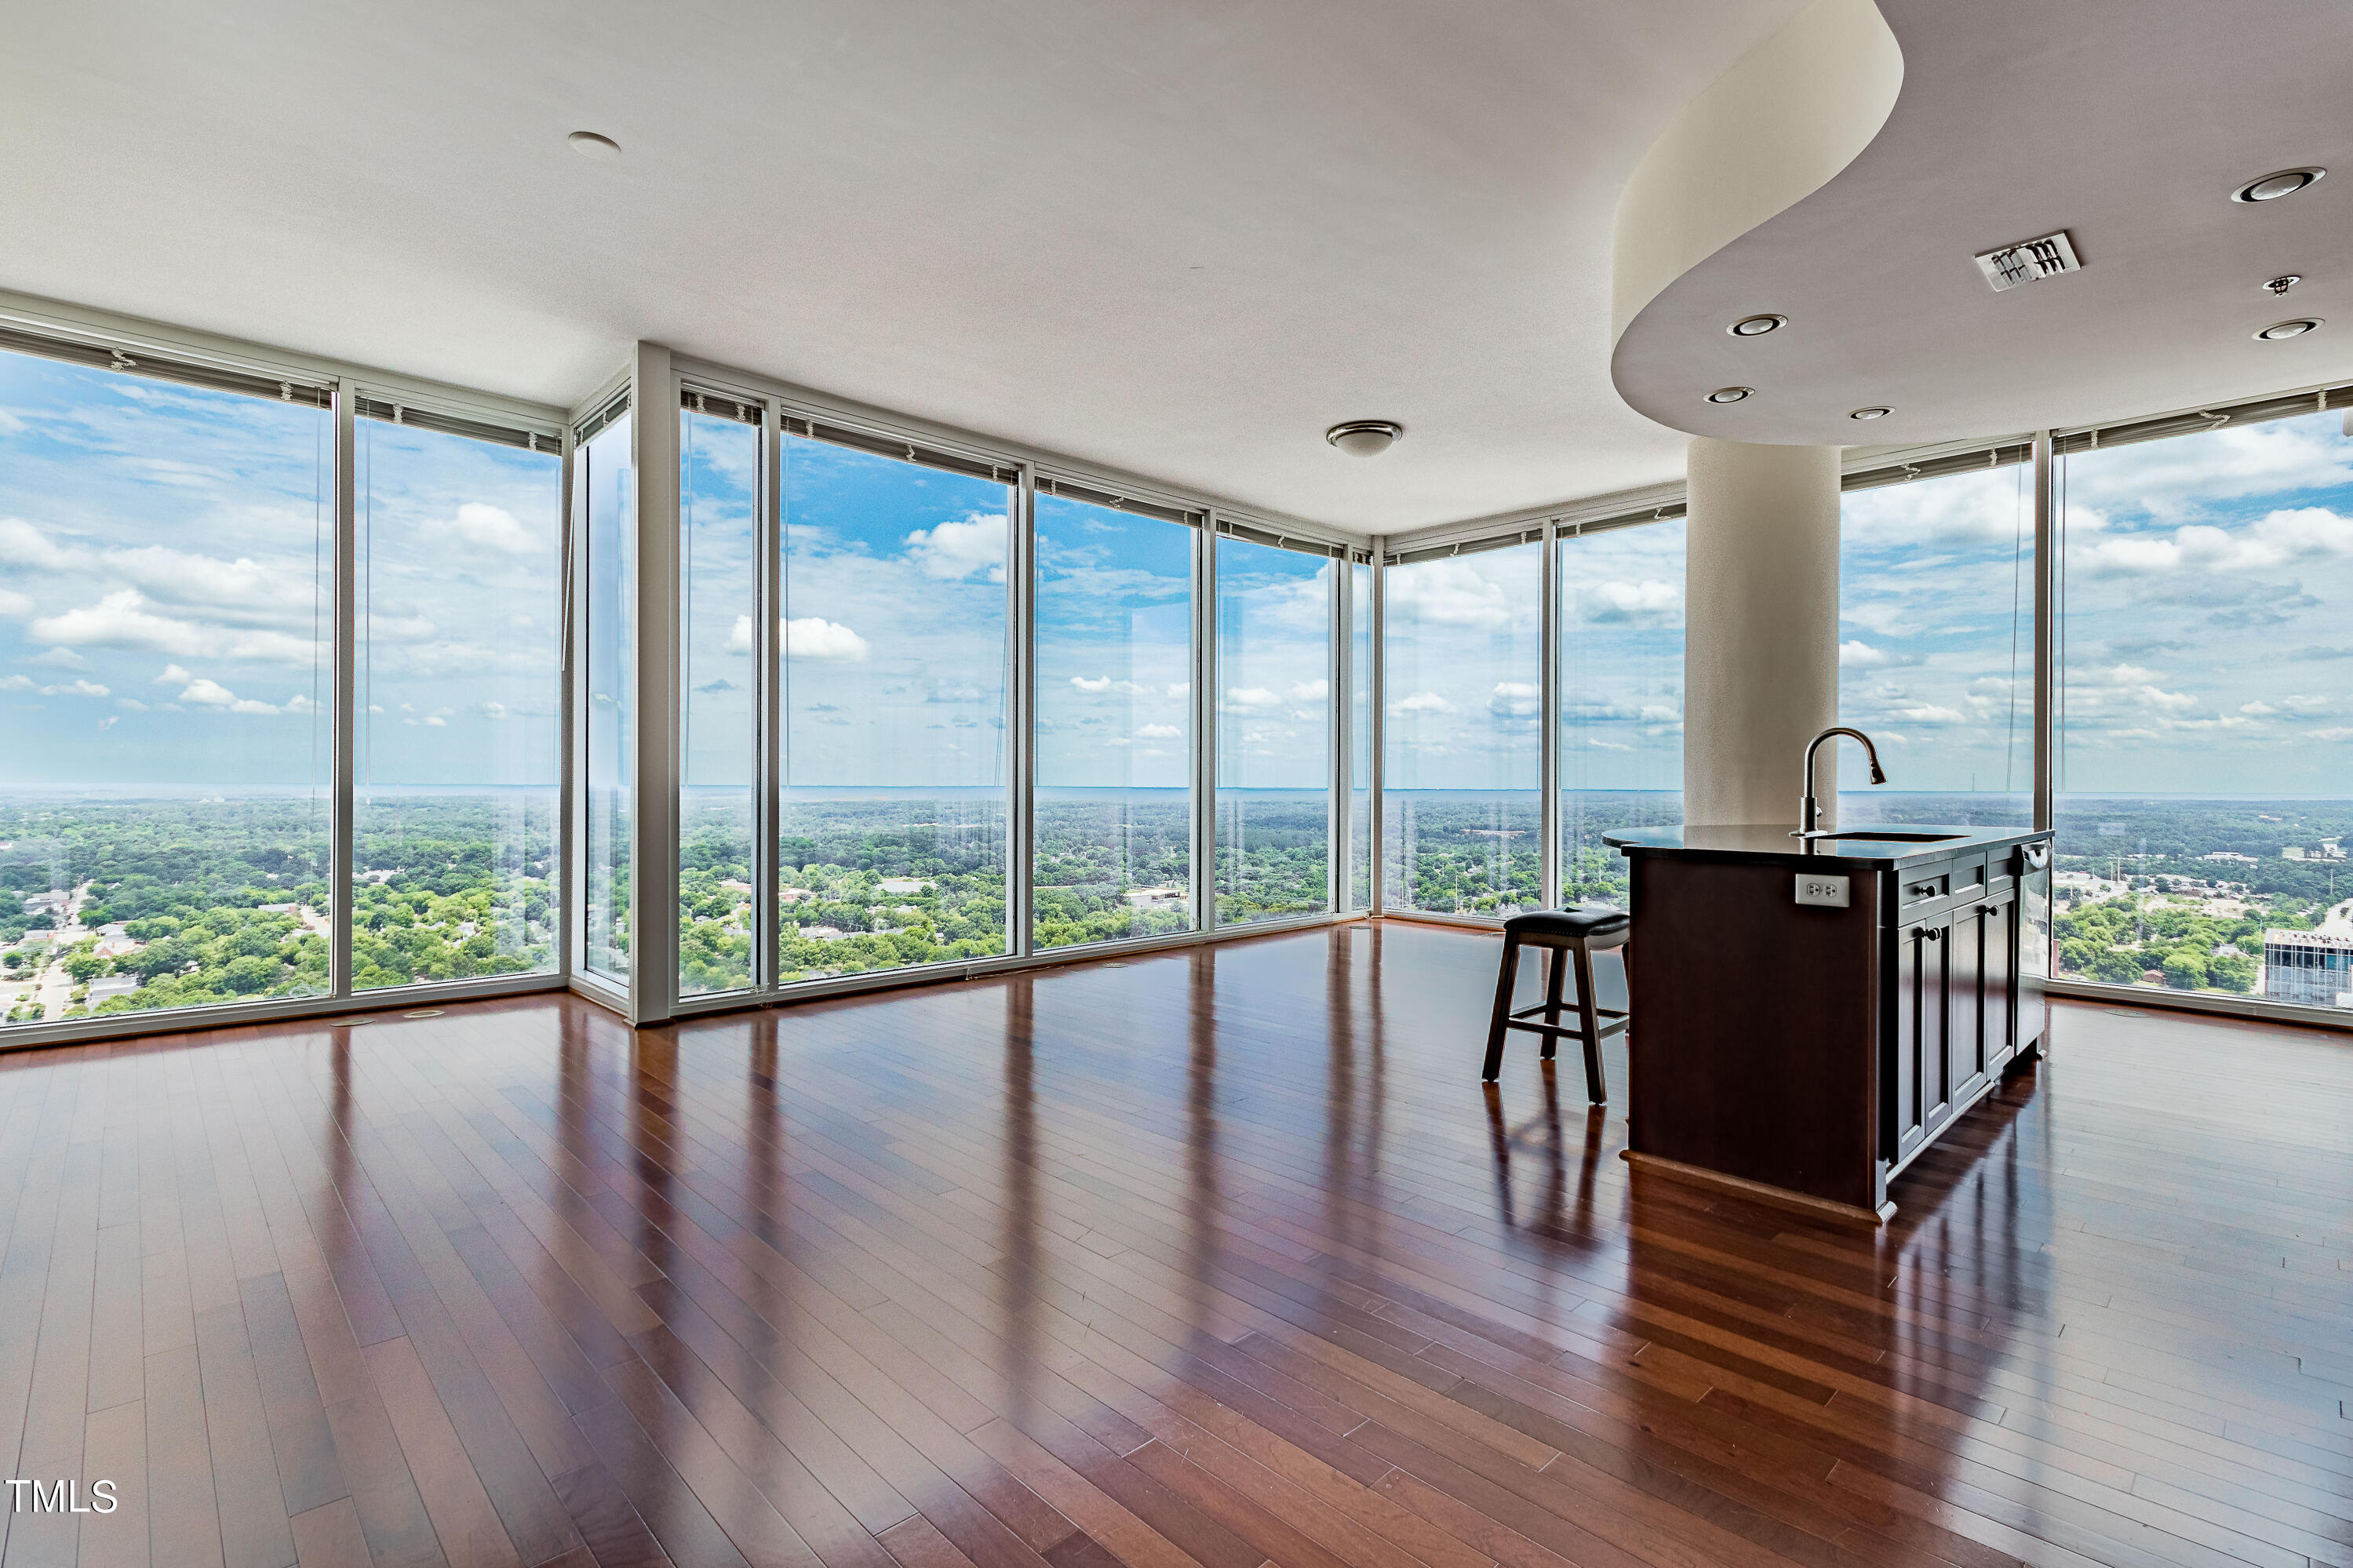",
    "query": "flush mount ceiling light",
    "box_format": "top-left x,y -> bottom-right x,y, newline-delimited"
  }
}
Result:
1728,314 -> 1787,337
1325,420 -> 1403,457
2263,274 -> 2303,296
1849,406 -> 1892,420
2256,318 -> 2322,340
1704,386 -> 1753,404
567,130 -> 623,160
2233,167 -> 2324,202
